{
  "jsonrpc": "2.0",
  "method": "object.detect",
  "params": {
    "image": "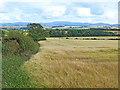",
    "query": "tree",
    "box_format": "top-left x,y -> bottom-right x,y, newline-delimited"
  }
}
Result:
27,23 -> 48,41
